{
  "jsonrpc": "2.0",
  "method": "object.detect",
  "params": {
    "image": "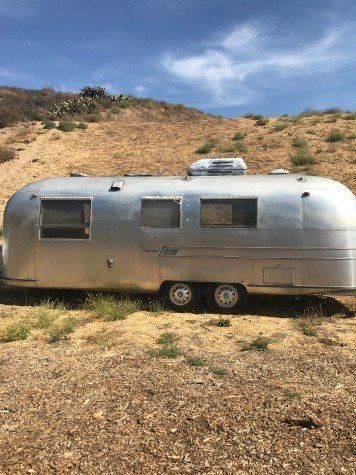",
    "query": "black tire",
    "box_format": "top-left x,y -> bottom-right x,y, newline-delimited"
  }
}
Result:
206,283 -> 247,314
161,281 -> 201,312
